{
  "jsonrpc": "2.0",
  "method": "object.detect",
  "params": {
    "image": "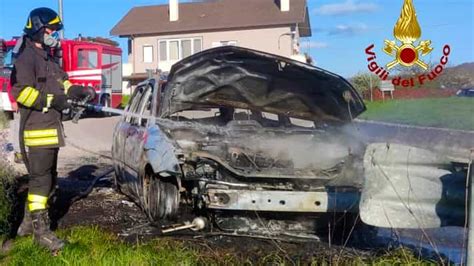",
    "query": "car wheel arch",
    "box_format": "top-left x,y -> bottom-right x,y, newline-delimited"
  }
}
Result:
144,162 -> 182,189
140,162 -> 181,222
